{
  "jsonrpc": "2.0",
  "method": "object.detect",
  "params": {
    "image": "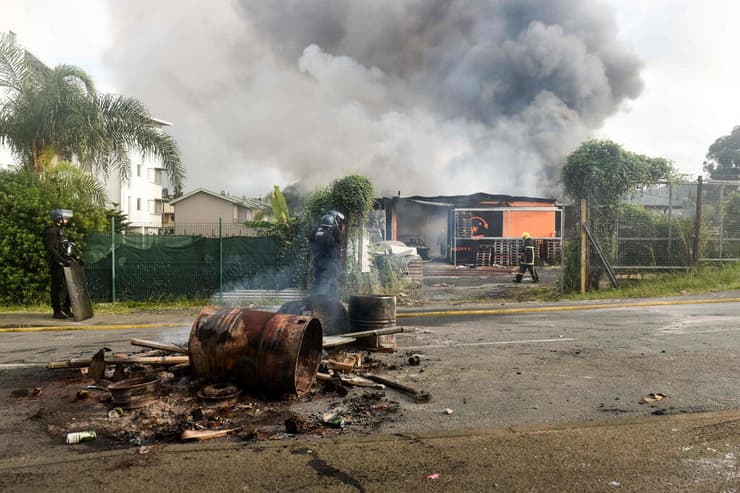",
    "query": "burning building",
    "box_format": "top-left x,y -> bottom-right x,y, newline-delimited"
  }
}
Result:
380,192 -> 561,267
